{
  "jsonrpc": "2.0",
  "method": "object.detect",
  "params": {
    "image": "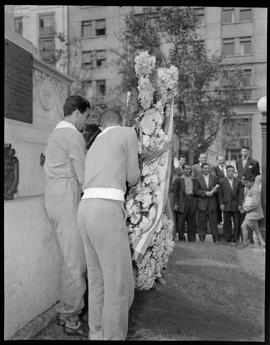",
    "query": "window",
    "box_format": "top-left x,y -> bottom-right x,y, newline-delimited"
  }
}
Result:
96,80 -> 106,96
14,16 -> 23,35
39,38 -> 55,65
240,36 -> 252,55
239,8 -> 252,21
82,21 -> 93,37
194,7 -> 205,26
81,19 -> 106,37
95,19 -> 106,36
81,51 -> 94,67
224,117 -> 252,161
39,13 -> 55,37
82,80 -> 92,90
223,38 -> 235,56
242,68 -> 252,86
81,50 -> 106,68
222,8 -> 234,23
96,50 -> 106,67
